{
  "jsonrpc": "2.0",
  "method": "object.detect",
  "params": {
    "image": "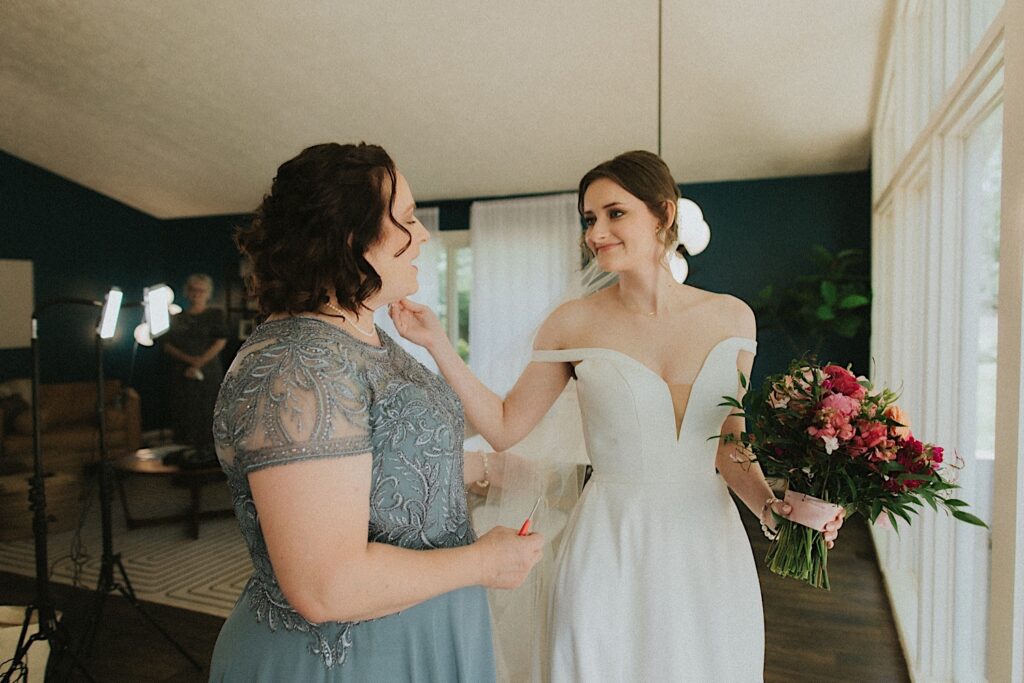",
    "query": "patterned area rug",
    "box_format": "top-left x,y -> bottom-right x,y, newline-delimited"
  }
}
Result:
0,473 -> 250,618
